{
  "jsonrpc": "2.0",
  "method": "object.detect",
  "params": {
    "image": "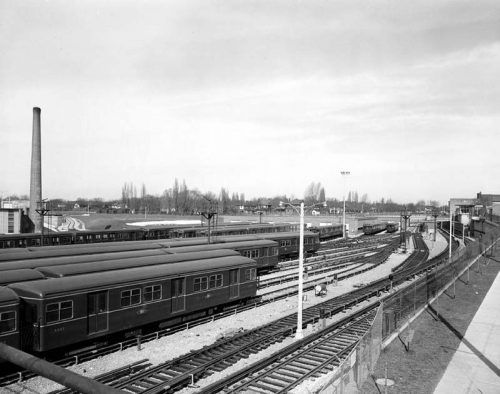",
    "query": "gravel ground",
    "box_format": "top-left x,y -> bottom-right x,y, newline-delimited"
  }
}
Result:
4,232 -> 448,394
